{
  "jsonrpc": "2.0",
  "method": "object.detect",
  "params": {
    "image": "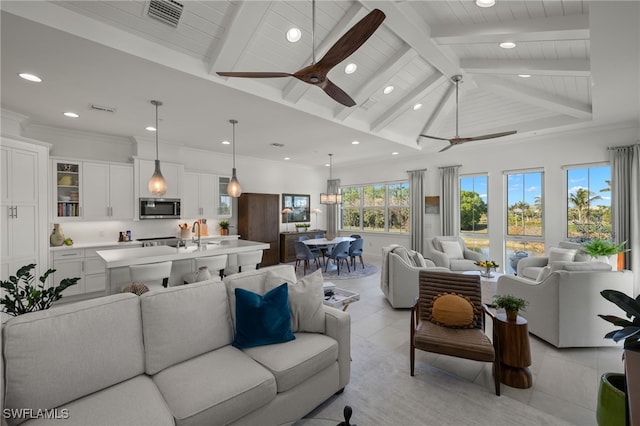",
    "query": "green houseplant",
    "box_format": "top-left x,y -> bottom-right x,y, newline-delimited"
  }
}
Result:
1,264 -> 80,316
295,223 -> 310,232
583,239 -> 629,257
597,290 -> 640,426
218,220 -> 229,236
492,294 -> 528,322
